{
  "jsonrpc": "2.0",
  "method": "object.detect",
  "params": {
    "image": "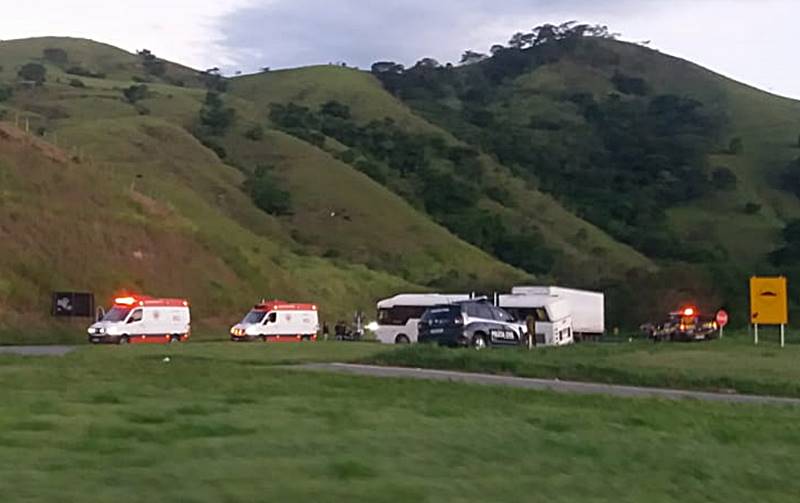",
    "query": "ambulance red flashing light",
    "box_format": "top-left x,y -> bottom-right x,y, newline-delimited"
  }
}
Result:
114,295 -> 189,308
